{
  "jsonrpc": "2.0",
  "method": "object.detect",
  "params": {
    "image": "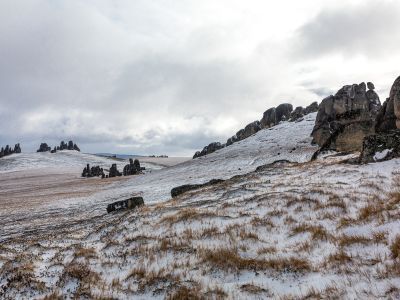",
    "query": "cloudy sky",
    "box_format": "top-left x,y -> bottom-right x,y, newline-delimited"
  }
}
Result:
1,0 -> 400,155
